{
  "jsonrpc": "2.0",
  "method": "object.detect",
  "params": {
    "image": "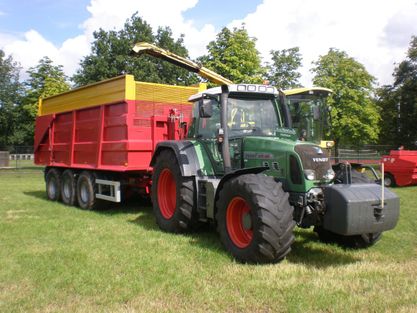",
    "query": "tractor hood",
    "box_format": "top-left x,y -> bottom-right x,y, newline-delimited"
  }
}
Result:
240,137 -> 333,192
